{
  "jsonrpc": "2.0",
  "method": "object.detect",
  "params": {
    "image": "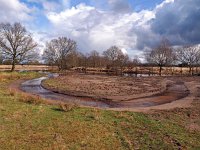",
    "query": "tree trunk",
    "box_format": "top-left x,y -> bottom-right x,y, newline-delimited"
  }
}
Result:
120,66 -> 123,76
192,67 -> 194,75
196,66 -> 198,74
135,67 -> 138,77
11,61 -> 15,72
148,68 -> 151,76
159,66 -> 162,76
180,66 -> 183,76
189,66 -> 192,75
171,66 -> 174,76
